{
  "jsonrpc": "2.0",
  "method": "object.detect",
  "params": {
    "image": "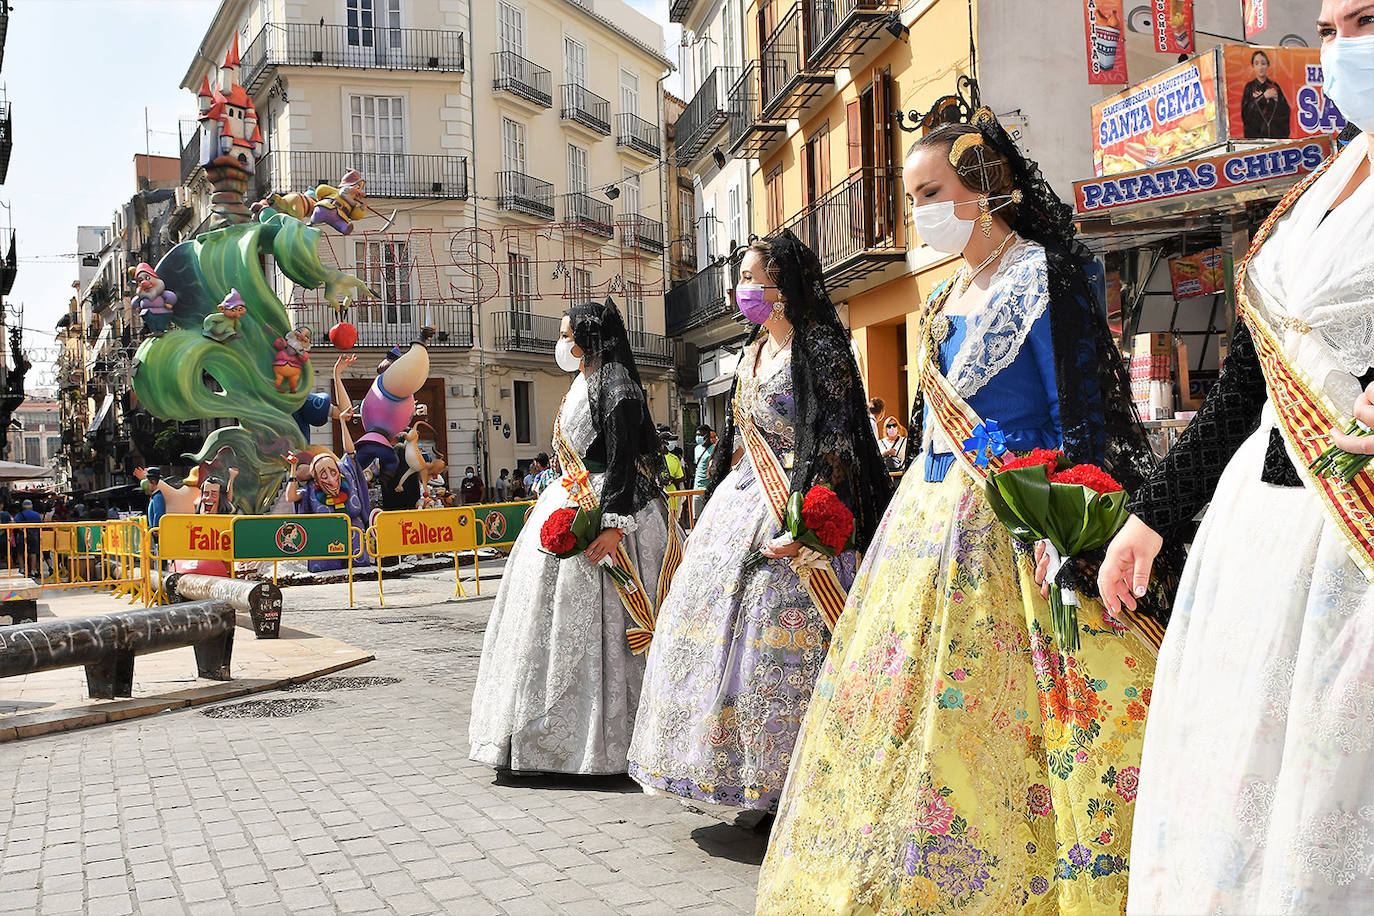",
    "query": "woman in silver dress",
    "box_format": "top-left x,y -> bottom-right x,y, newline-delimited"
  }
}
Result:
469,299 -> 671,775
